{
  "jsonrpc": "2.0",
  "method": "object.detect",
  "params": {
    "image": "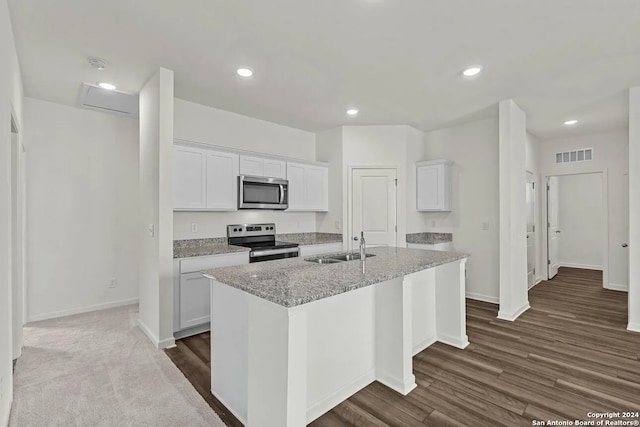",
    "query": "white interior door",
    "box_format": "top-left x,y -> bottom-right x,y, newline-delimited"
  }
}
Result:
623,173 -> 629,285
351,168 -> 397,249
547,176 -> 561,279
526,173 -> 536,288
11,121 -> 23,360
